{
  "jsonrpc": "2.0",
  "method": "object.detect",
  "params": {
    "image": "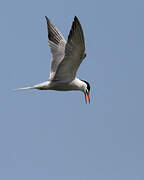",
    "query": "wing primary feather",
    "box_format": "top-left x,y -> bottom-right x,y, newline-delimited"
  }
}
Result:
45,16 -> 63,45
53,16 -> 86,81
45,16 -> 66,80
